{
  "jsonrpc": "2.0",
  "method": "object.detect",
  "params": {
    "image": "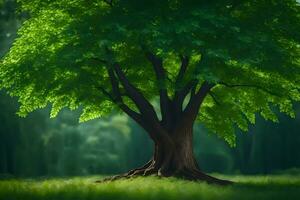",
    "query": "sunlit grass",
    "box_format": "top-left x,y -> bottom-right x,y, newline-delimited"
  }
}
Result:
0,175 -> 299,200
